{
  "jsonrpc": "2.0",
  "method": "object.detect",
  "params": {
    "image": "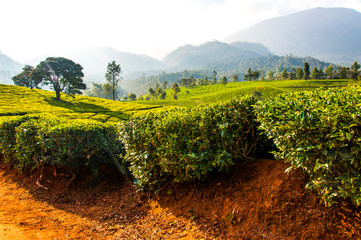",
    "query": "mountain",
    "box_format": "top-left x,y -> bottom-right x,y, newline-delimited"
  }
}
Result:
122,55 -> 334,95
26,47 -> 166,83
0,52 -> 23,84
163,41 -> 270,70
225,7 -> 361,65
